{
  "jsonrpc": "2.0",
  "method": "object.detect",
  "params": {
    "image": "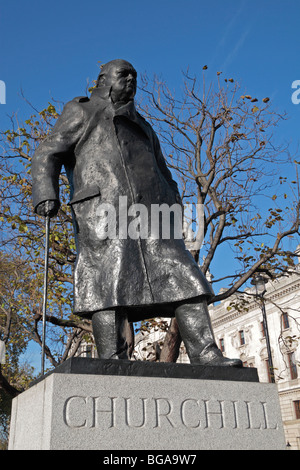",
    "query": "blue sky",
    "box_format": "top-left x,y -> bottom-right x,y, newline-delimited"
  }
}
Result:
1,0 -> 298,246
1,1 -> 300,369
1,0 -> 300,141
1,0 -> 300,277
1,0 -> 300,262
